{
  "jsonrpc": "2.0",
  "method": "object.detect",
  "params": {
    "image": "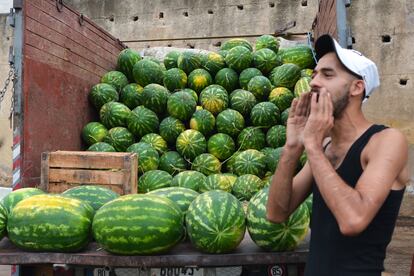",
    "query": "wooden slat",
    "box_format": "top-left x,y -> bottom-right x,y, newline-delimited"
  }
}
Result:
47,182 -> 124,195
48,151 -> 135,169
39,152 -> 50,192
48,168 -> 126,185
